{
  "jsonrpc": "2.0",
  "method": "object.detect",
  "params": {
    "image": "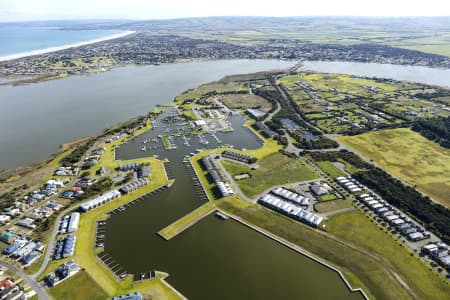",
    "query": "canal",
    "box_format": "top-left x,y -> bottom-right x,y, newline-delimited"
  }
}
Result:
105,109 -> 364,300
